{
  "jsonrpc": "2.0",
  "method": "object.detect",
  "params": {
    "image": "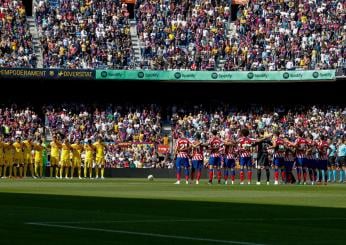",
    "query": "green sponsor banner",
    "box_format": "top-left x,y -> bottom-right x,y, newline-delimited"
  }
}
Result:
96,70 -> 335,81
